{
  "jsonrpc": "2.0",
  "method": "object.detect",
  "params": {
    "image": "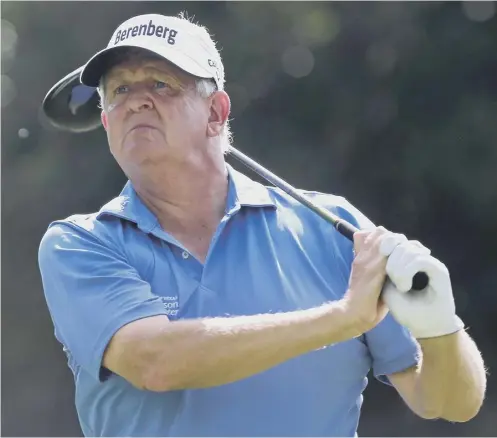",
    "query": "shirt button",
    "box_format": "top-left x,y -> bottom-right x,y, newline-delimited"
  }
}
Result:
181,251 -> 189,259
